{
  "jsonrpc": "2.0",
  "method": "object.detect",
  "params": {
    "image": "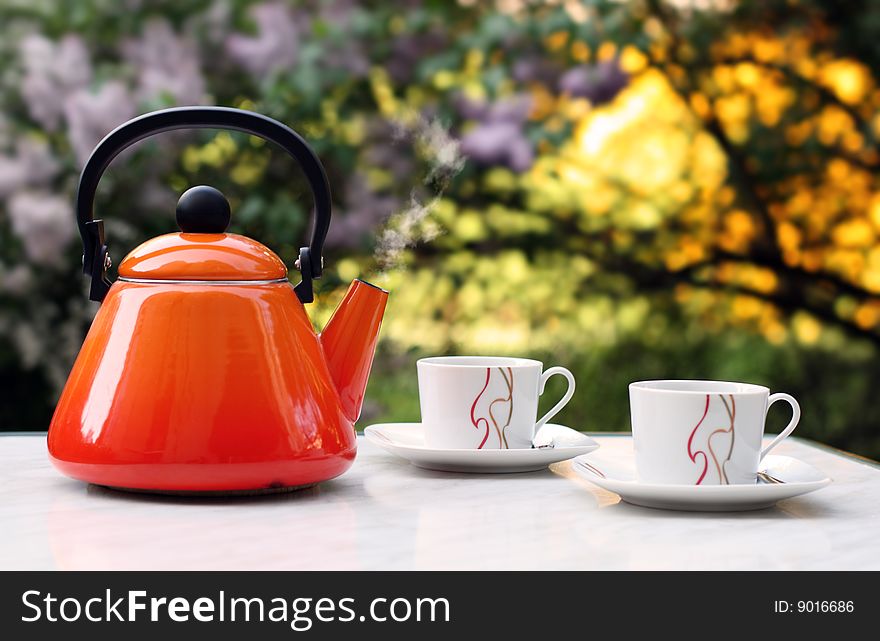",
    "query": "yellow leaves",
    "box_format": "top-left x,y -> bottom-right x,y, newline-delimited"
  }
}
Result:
597,42 -> 617,62
725,61 -> 794,128
732,295 -> 763,320
339,114 -> 365,146
320,98 -> 339,129
691,131 -> 728,191
716,186 -> 736,207
431,70 -> 455,91
755,84 -> 794,127
183,131 -> 268,187
335,258 -> 360,283
792,313 -> 822,345
827,249 -> 866,283
712,65 -> 736,93
785,190 -> 813,219
869,195 -> 880,230
182,131 -> 237,171
827,158 -> 851,183
669,180 -> 694,204
370,66 -> 399,116
464,49 -> 484,74
545,31 -> 569,52
495,250 -> 530,283
643,17 -> 665,42
582,188 -> 616,218
816,105 -> 855,146
715,93 -> 751,142
717,262 -> 778,295
750,269 -> 779,294
483,167 -> 517,194
762,319 -> 788,345
854,302 -> 880,329
831,218 -> 875,249
800,249 -> 823,272
718,209 -> 756,253
528,83 -> 557,120
728,294 -> 787,344
733,62 -> 761,88
620,202 -> 662,230
751,36 -> 784,64
484,204 -> 552,235
230,153 -> 267,186
557,95 -> 590,121
664,235 -> 706,270
820,59 -> 872,105
726,210 -> 755,236
360,247 -> 608,353
689,92 -> 711,119
863,248 -> 880,293
619,46 -> 648,74
721,32 -> 752,59
429,198 -> 457,225
631,129 -> 692,192
785,120 -> 812,146
573,70 -> 702,191
777,221 -> 802,252
234,97 -> 257,111
452,209 -> 487,242
571,41 -> 589,63
794,57 -> 818,81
